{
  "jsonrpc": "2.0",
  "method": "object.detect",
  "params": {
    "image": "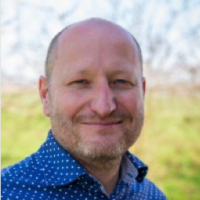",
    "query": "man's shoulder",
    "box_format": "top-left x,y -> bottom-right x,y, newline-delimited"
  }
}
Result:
2,153 -> 39,177
1,132 -> 51,187
1,153 -> 46,198
140,178 -> 167,200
